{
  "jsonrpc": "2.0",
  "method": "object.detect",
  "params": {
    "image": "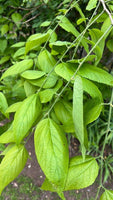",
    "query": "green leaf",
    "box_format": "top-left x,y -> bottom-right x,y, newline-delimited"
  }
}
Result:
64,155 -> 99,190
39,79 -> 63,103
13,47 -> 25,58
101,17 -> 113,38
37,50 -> 57,74
1,24 -> 9,36
0,92 -> 8,117
54,100 -> 73,124
107,39 -> 113,52
0,56 -> 10,65
0,144 -> 28,194
57,16 -> 88,53
67,55 -> 96,63
0,39 -> 7,53
24,81 -> 36,97
0,124 -> 15,143
84,98 -> 102,125
55,62 -> 75,81
86,0 -> 97,11
29,75 -> 58,89
100,190 -> 113,200
78,63 -> 113,86
40,21 -> 51,27
21,70 -> 45,79
11,13 -> 22,28
13,94 -> 42,144
6,102 -> 22,113
82,78 -> 103,102
73,76 -> 85,157
49,41 -> 72,54
34,118 -> 69,188
25,33 -> 50,54
11,42 -> 25,48
1,59 -> 33,80
89,29 -> 105,64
